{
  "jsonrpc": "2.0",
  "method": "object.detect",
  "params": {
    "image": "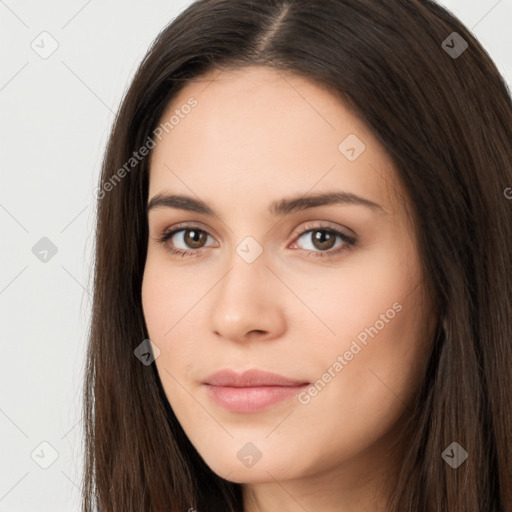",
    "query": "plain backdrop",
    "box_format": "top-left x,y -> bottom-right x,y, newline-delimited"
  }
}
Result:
0,1 -> 511,510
